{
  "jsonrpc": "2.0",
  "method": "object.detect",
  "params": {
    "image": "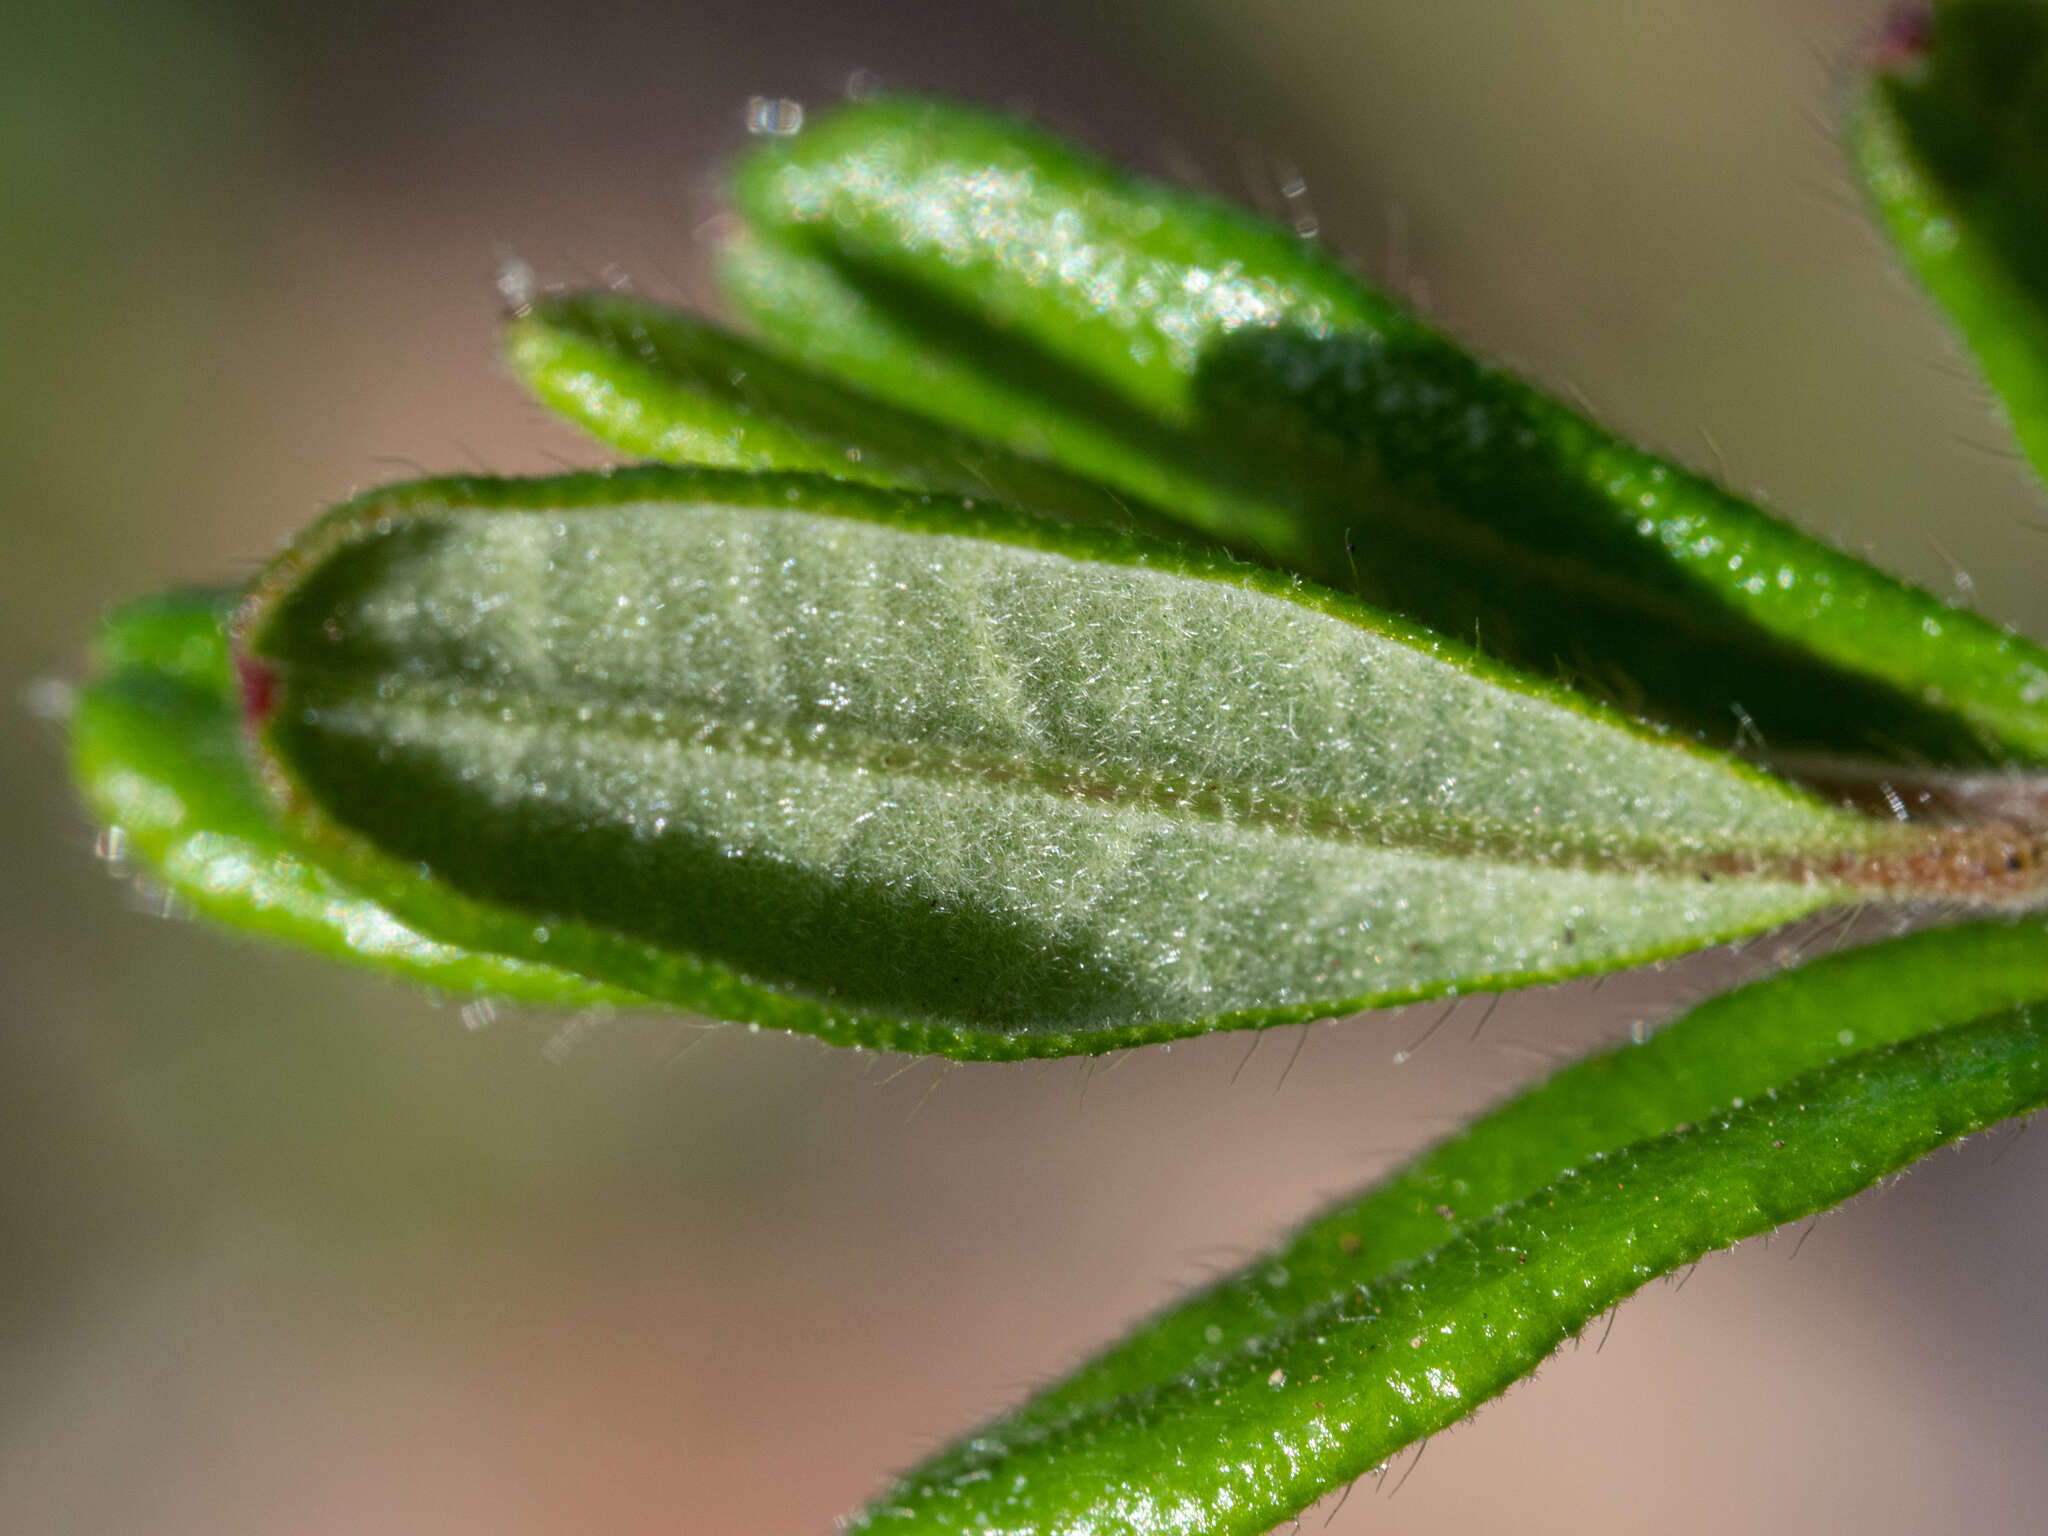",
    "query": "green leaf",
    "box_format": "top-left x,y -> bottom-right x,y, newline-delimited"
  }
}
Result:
1852,0 -> 2048,495
87,584 -> 237,687
506,290 -> 1195,544
70,588 -> 647,1006
235,466 -> 2020,1059
716,223 -> 1308,547
847,917 -> 2048,1533
999,917 -> 2048,1427
725,94 -> 2048,767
